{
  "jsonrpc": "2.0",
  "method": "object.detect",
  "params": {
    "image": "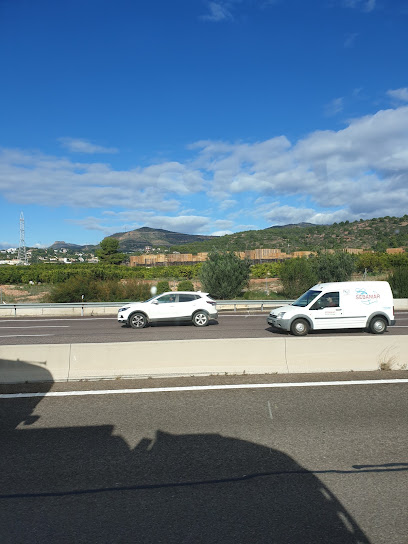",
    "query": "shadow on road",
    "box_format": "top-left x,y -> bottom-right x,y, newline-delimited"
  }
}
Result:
0,360 -> 370,543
